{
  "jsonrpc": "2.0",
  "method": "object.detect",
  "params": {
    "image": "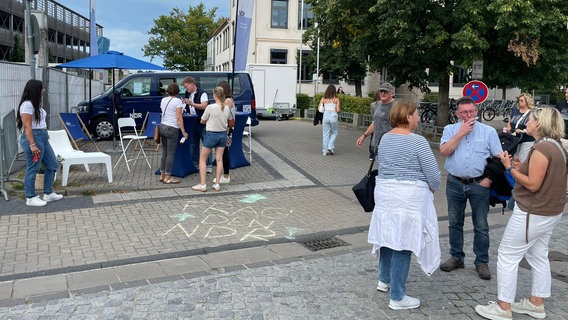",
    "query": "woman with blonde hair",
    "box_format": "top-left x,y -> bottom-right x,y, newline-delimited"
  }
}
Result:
507,93 -> 536,161
192,86 -> 234,192
476,107 -> 567,320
